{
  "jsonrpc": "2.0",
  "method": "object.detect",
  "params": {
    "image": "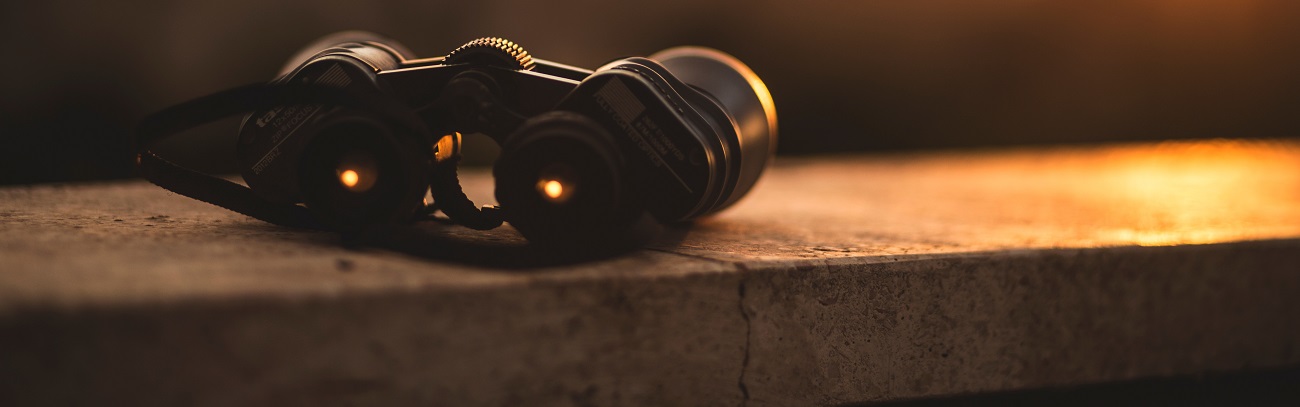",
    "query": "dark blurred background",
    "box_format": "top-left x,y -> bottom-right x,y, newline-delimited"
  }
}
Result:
4,0 -> 1300,185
